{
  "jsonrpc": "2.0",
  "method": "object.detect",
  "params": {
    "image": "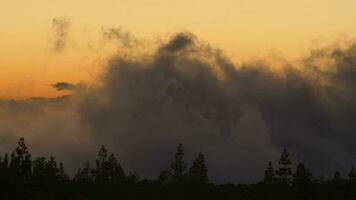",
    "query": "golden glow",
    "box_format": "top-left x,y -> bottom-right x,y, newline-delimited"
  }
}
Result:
1,0 -> 356,99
